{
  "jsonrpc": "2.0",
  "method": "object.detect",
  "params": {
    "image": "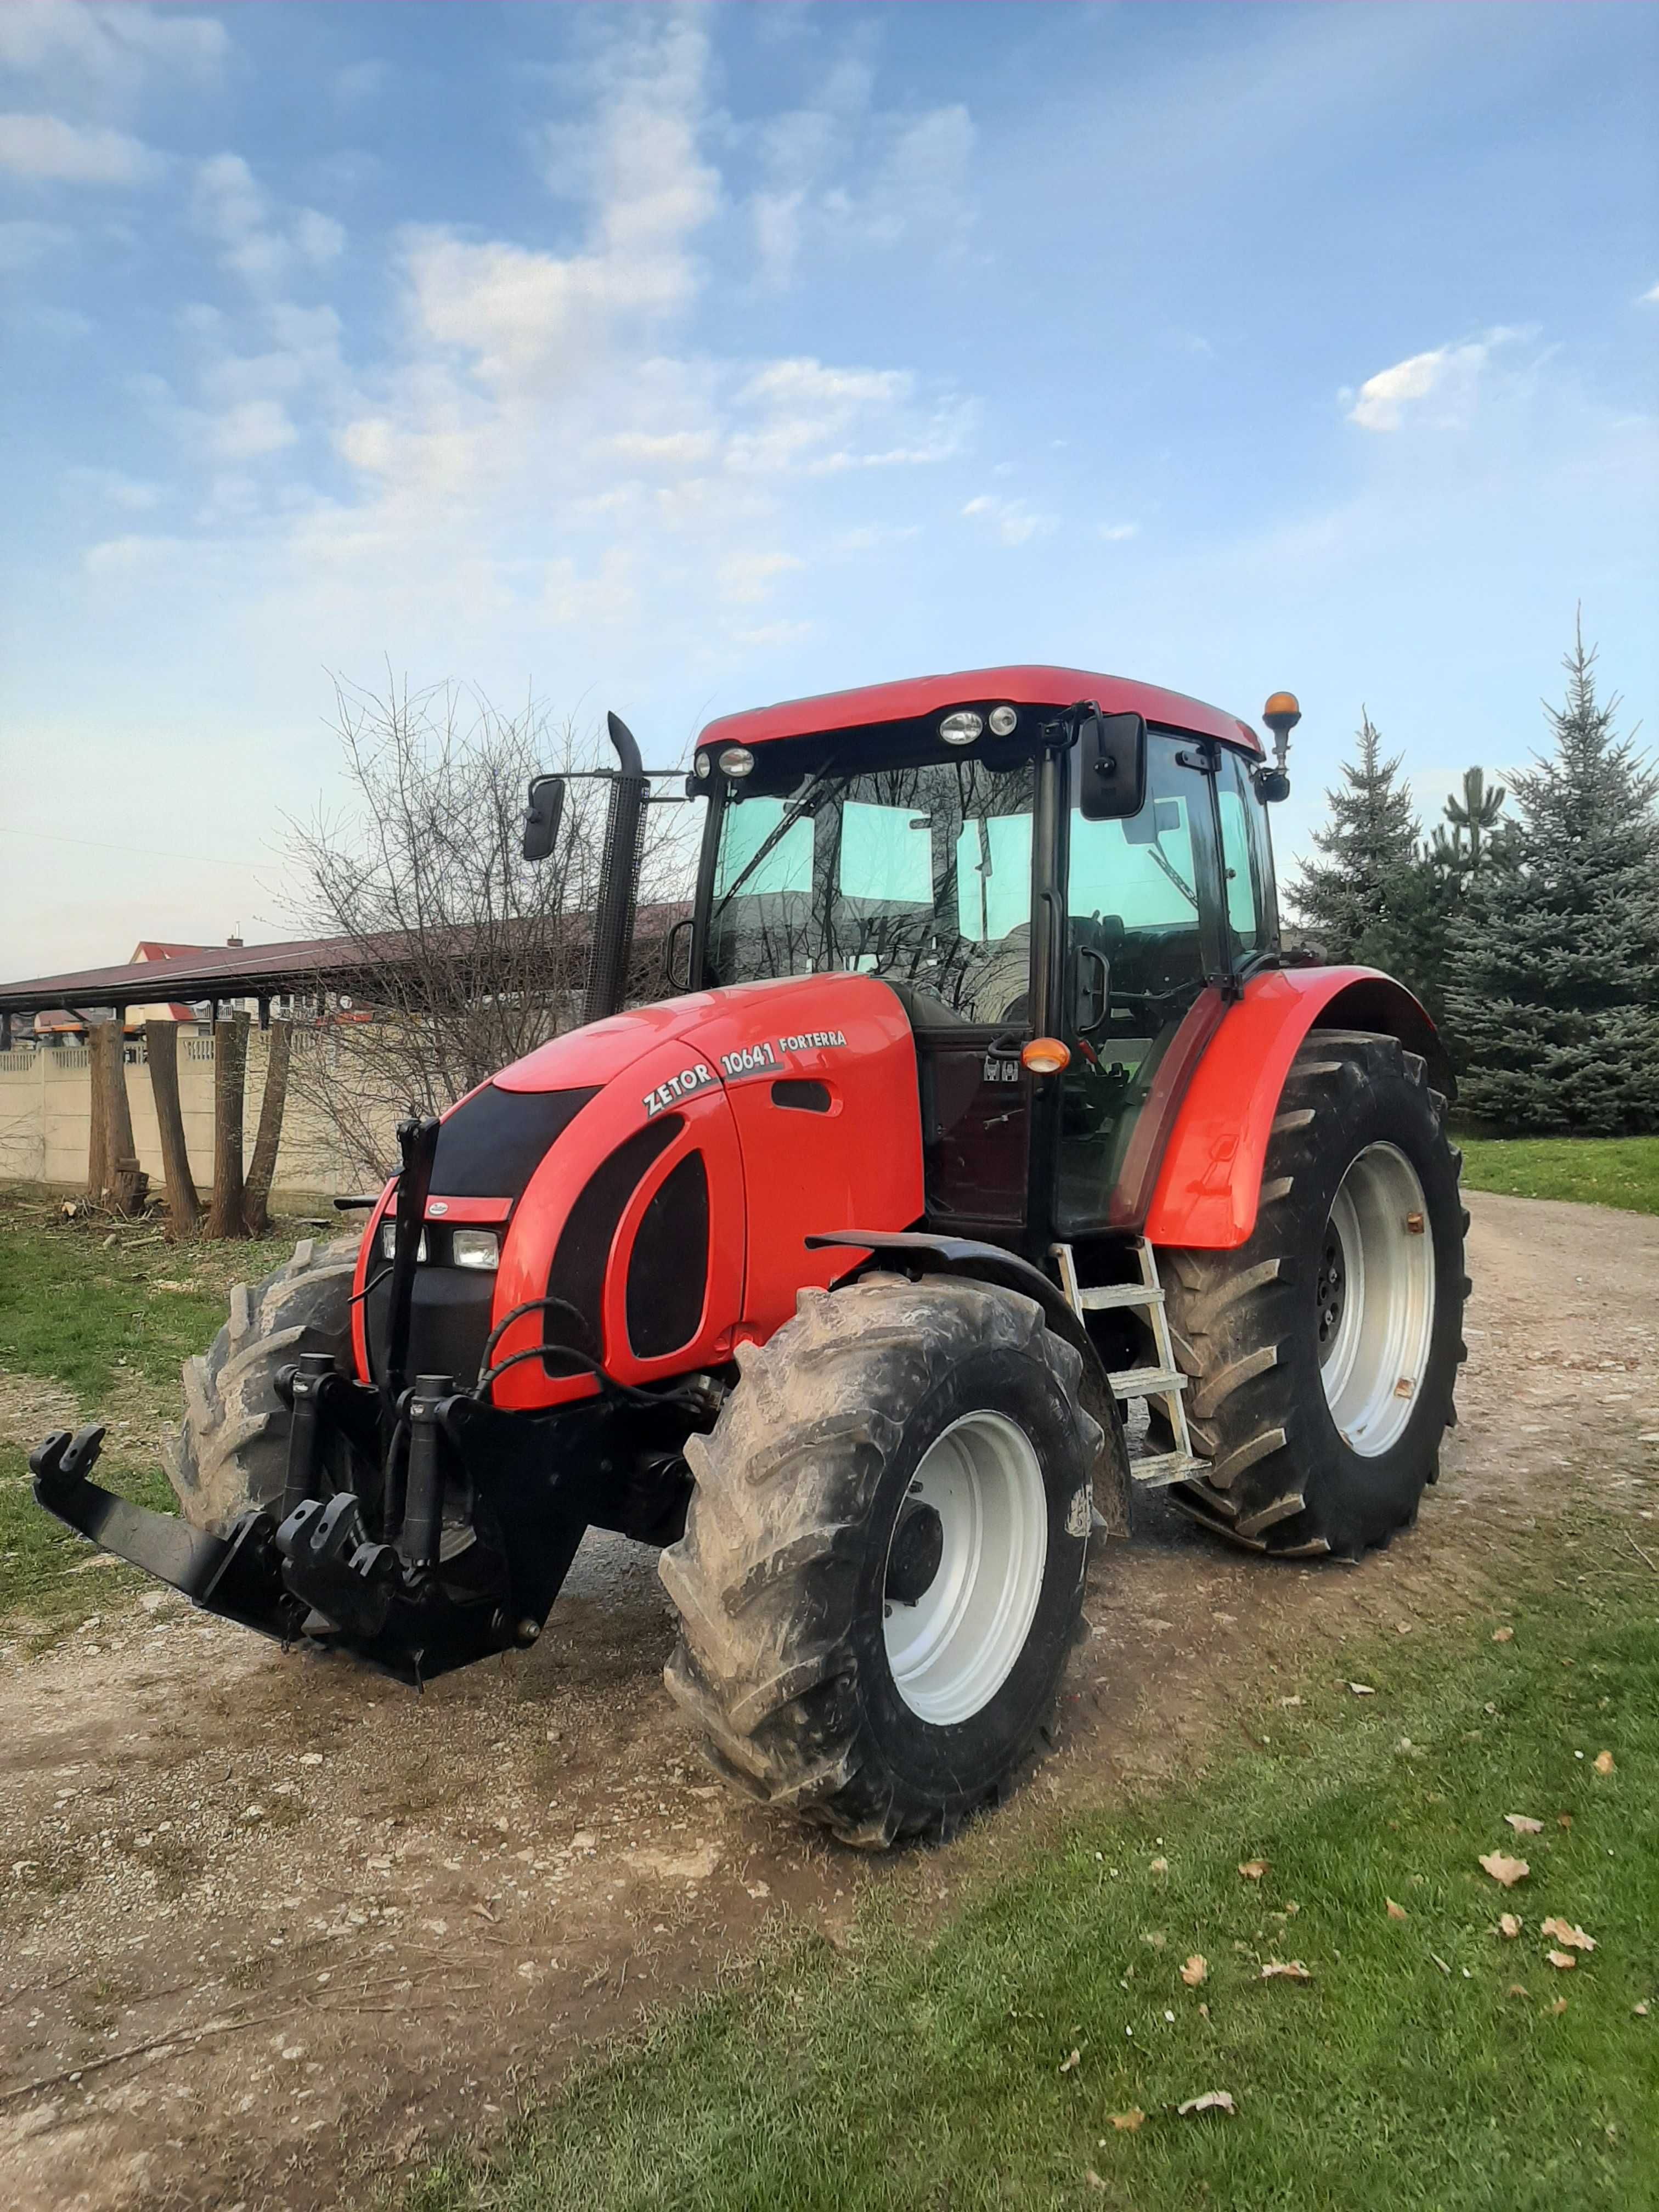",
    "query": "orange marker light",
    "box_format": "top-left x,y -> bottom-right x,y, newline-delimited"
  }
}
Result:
1021,1036 -> 1071,1075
